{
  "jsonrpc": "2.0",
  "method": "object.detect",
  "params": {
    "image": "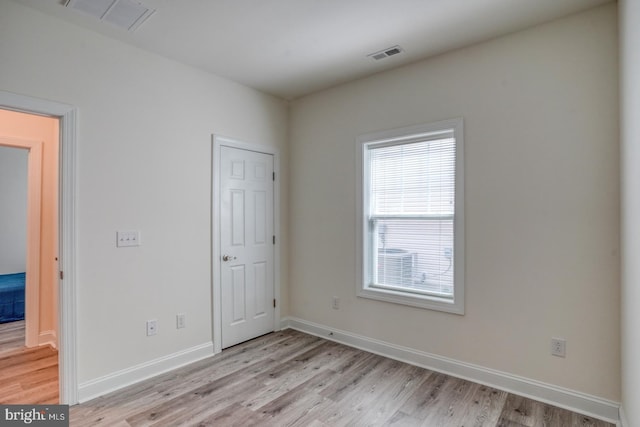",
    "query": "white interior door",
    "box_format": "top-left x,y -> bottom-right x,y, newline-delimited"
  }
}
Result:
220,145 -> 275,348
